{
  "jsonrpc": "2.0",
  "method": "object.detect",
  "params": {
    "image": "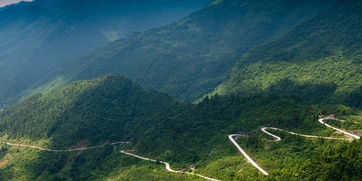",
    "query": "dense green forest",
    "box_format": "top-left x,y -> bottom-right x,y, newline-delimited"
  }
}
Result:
0,0 -> 209,106
0,0 -> 361,180
0,75 -> 187,148
215,0 -> 362,107
35,0 -> 338,102
0,76 -> 361,180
